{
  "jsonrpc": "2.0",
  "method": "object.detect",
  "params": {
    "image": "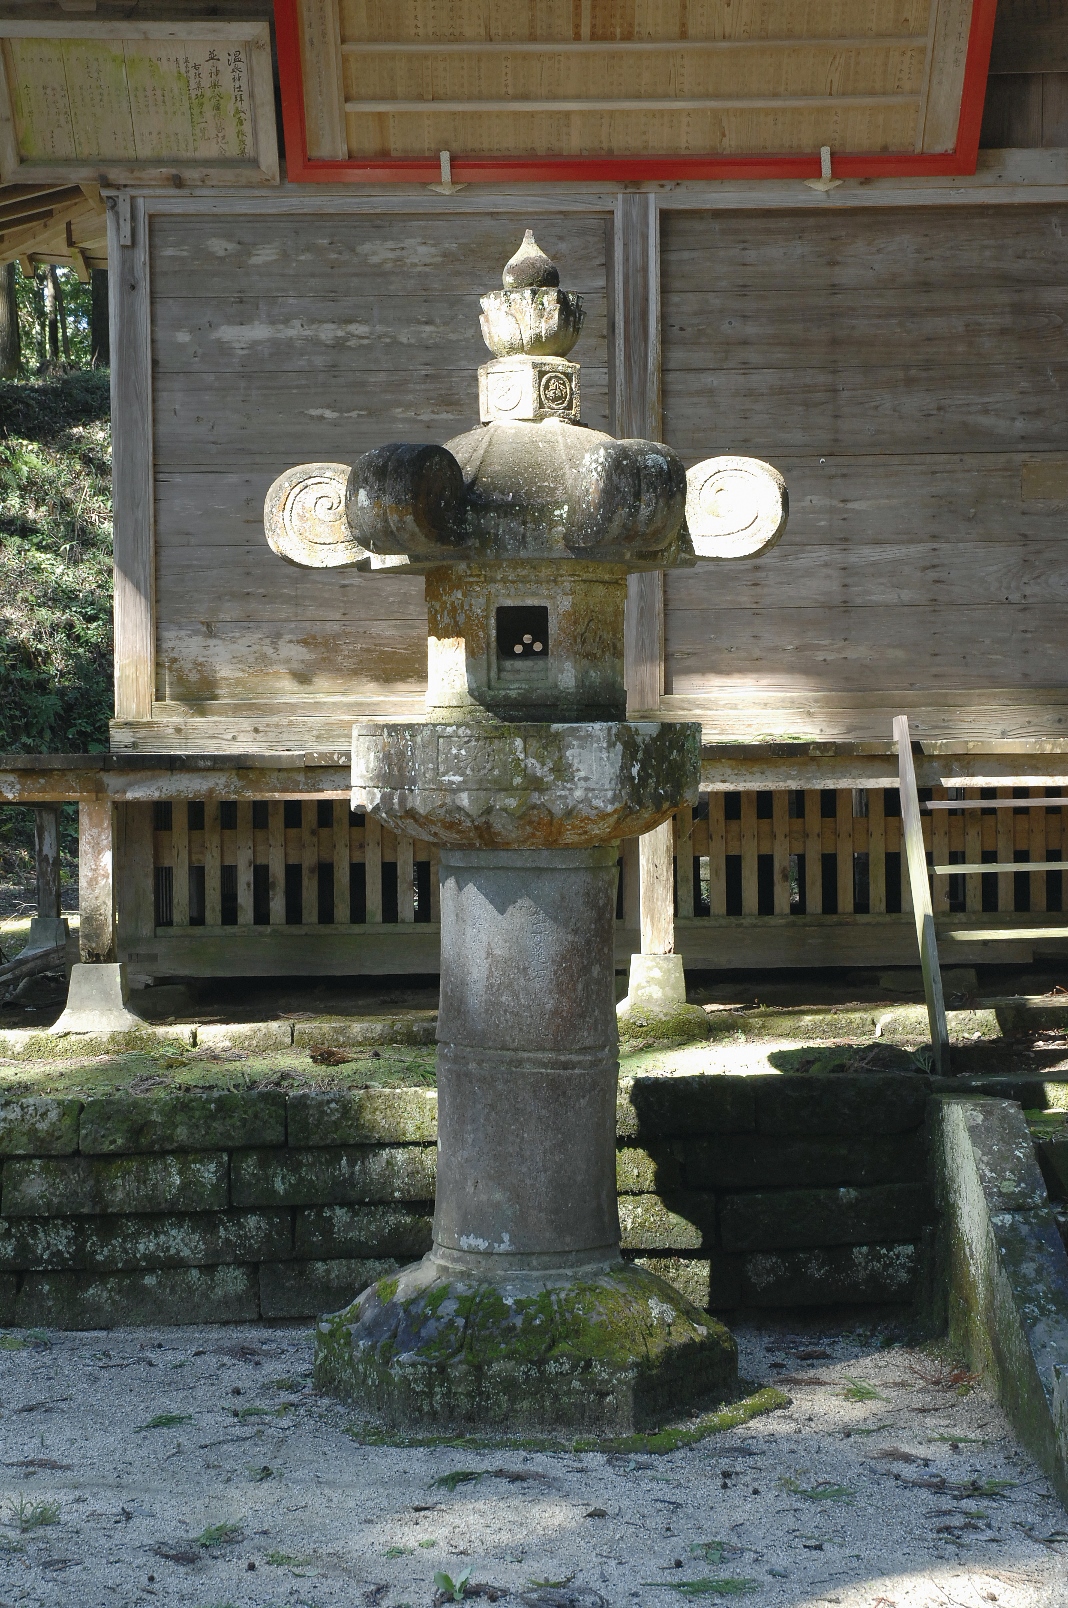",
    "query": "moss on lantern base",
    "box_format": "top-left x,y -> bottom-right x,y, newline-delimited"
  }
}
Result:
314,1255 -> 737,1434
